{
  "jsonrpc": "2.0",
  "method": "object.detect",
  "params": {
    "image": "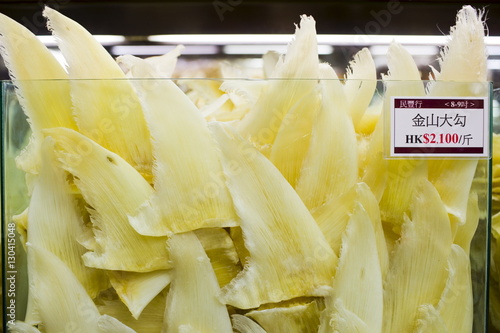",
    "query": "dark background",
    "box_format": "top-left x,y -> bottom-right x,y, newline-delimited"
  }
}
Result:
1,0 -> 499,36
0,0 -> 499,81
